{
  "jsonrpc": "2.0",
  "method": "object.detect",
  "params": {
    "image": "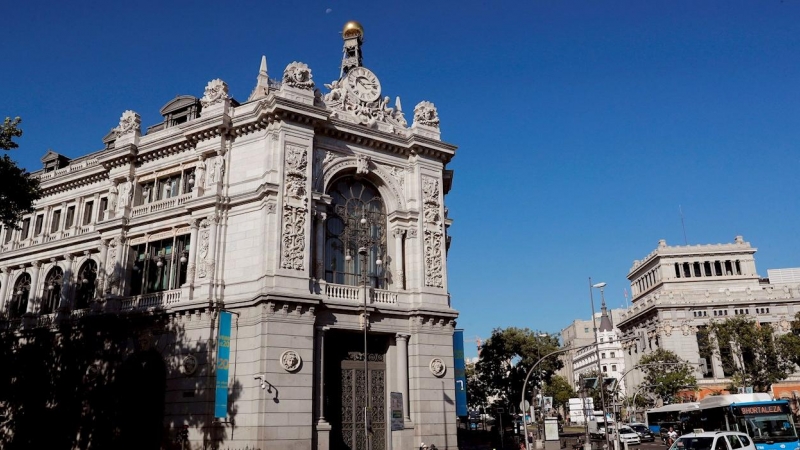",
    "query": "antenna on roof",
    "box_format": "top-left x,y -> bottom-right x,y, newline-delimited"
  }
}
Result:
680,205 -> 688,245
